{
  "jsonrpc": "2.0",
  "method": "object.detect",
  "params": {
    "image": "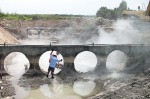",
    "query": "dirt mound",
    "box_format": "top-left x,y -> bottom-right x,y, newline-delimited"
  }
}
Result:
0,27 -> 19,44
